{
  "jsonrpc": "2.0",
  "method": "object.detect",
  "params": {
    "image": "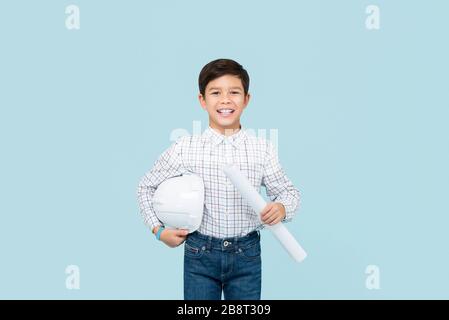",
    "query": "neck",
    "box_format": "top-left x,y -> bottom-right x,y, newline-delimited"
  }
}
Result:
209,123 -> 241,136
